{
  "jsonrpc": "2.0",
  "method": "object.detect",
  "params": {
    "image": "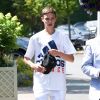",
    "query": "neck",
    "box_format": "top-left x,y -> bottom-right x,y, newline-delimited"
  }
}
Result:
44,28 -> 55,35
